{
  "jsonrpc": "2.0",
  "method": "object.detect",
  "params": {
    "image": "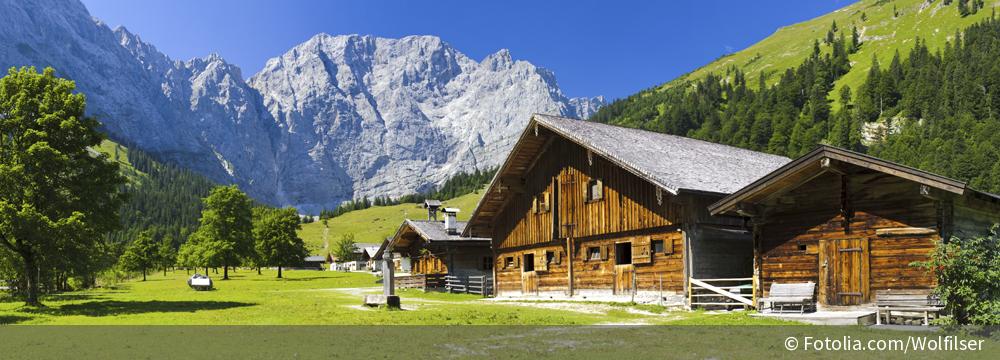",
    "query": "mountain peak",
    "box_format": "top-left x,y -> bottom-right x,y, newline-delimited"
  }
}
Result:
482,49 -> 513,70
